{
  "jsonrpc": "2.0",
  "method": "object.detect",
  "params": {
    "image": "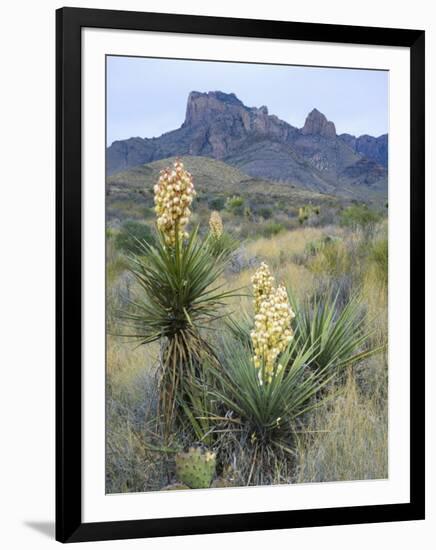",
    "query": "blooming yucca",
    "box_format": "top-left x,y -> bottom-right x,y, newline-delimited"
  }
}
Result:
250,264 -> 295,384
251,262 -> 275,314
154,159 -> 196,245
209,211 -> 223,239
126,160 -> 239,435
